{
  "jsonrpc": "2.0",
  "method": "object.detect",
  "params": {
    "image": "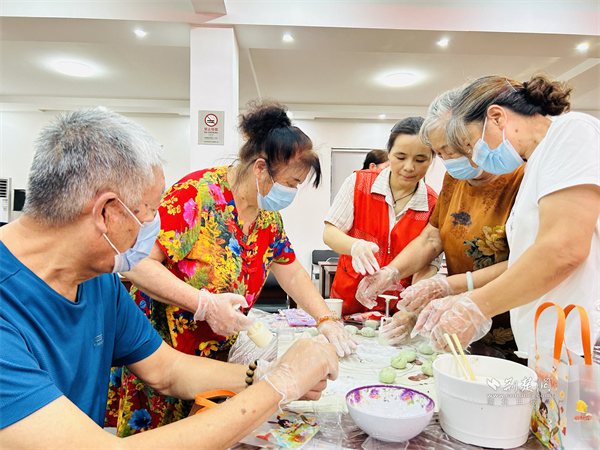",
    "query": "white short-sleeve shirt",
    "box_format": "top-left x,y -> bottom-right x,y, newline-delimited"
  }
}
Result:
506,112 -> 600,357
